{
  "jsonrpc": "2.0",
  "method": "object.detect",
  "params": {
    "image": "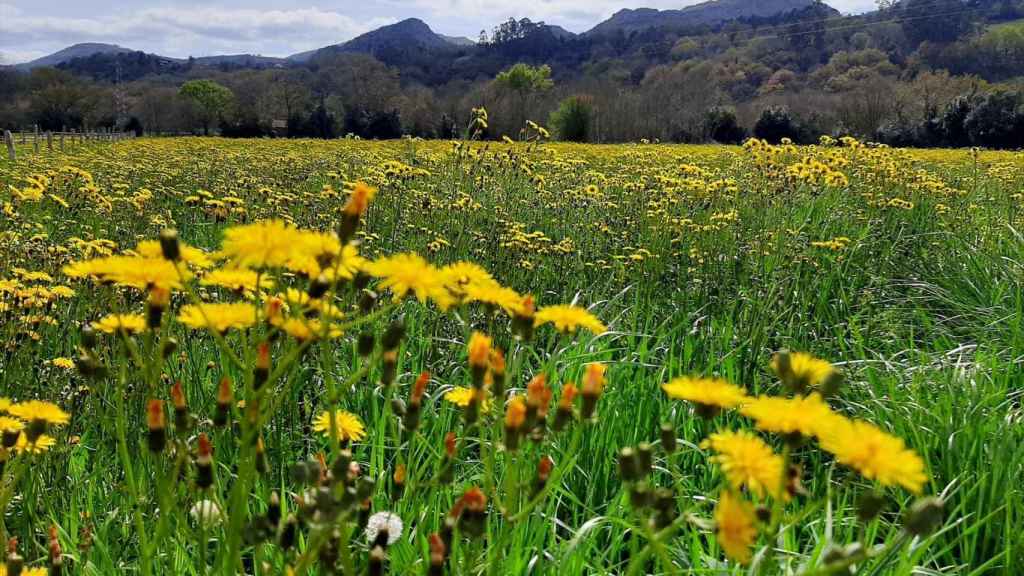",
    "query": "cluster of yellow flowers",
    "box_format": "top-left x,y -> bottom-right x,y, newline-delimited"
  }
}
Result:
663,351 -> 927,563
